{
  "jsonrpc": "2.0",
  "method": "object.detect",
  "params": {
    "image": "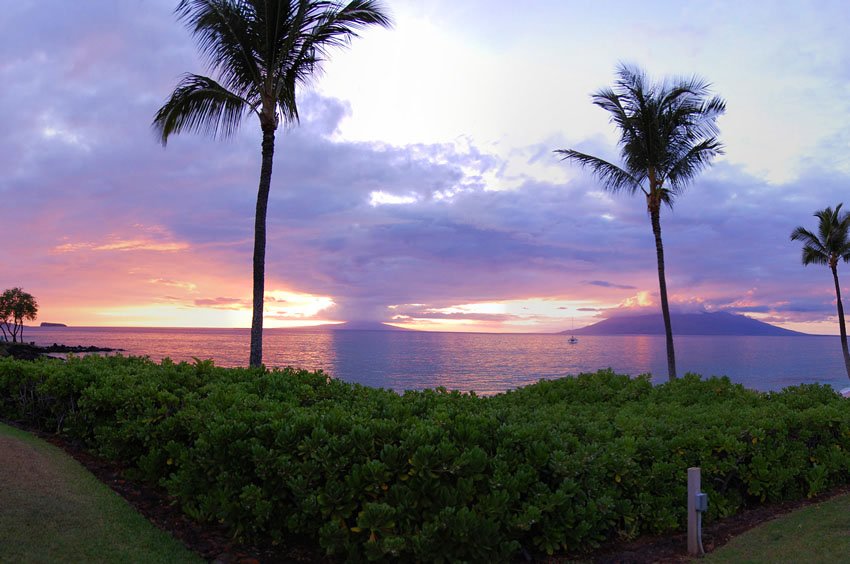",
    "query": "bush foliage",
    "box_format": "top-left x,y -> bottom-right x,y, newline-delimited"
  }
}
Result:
2,355 -> 849,561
